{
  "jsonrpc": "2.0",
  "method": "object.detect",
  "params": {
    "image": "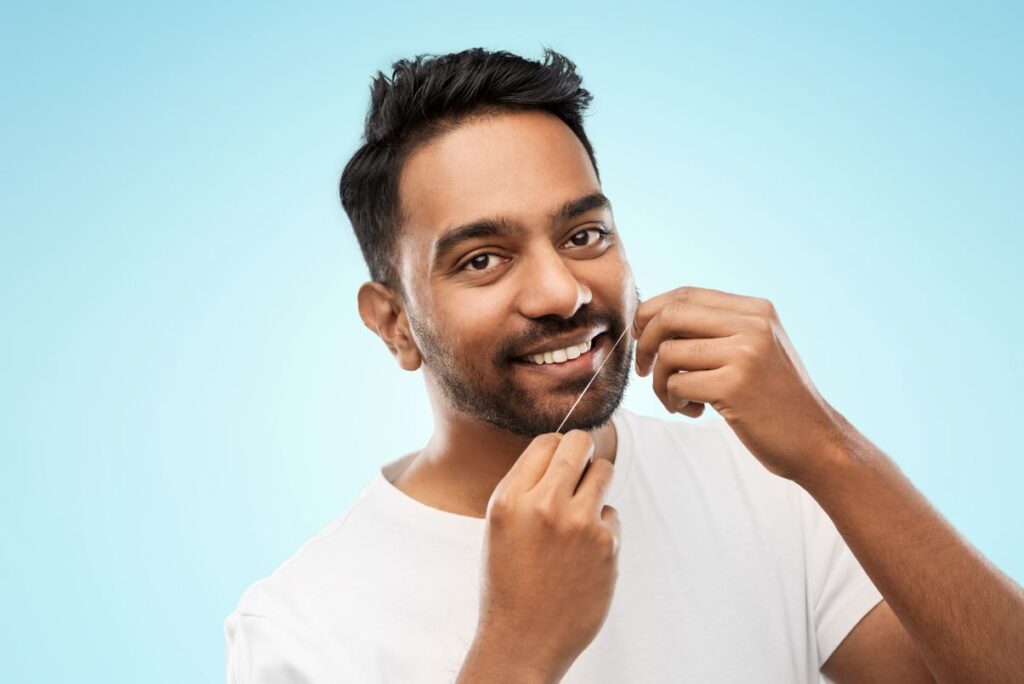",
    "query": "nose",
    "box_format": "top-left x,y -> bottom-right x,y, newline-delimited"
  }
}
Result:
515,243 -> 592,319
